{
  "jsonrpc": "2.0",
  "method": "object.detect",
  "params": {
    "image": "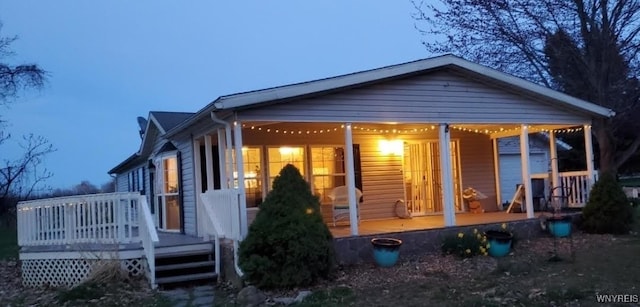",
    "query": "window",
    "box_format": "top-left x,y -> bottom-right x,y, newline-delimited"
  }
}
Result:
157,155 -> 180,230
232,147 -> 263,207
311,146 -> 346,204
267,146 -> 305,190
